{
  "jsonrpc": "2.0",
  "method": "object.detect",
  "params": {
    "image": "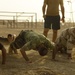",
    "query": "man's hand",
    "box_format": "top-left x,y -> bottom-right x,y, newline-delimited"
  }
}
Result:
61,17 -> 65,23
43,15 -> 46,19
